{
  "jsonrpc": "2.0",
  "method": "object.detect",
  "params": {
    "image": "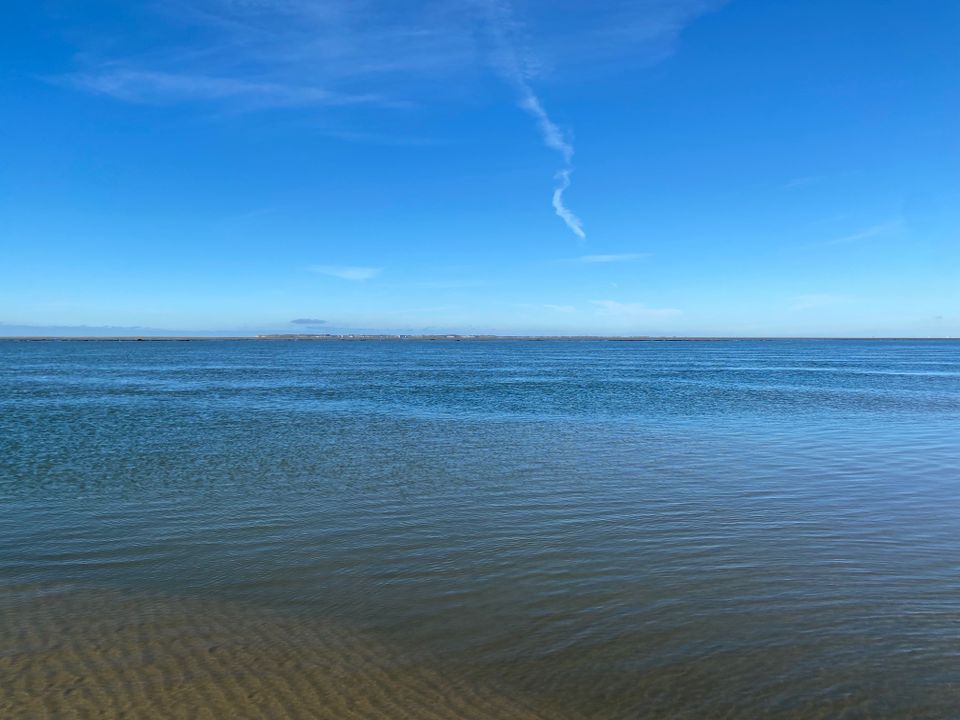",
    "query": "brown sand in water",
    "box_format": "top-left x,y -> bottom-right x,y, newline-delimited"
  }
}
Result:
0,586 -> 584,720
